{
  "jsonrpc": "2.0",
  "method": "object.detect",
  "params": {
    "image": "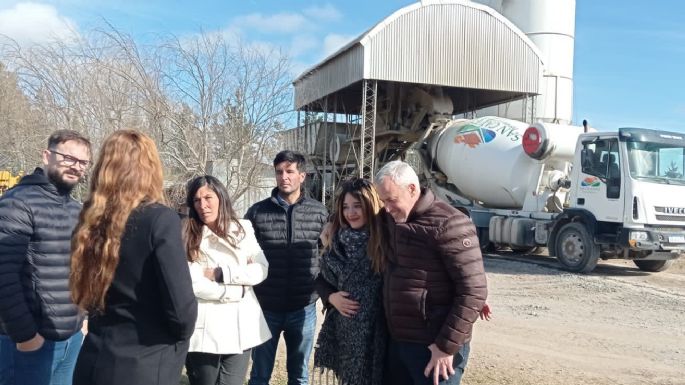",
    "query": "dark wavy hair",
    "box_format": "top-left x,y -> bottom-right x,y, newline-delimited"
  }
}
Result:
183,175 -> 243,262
